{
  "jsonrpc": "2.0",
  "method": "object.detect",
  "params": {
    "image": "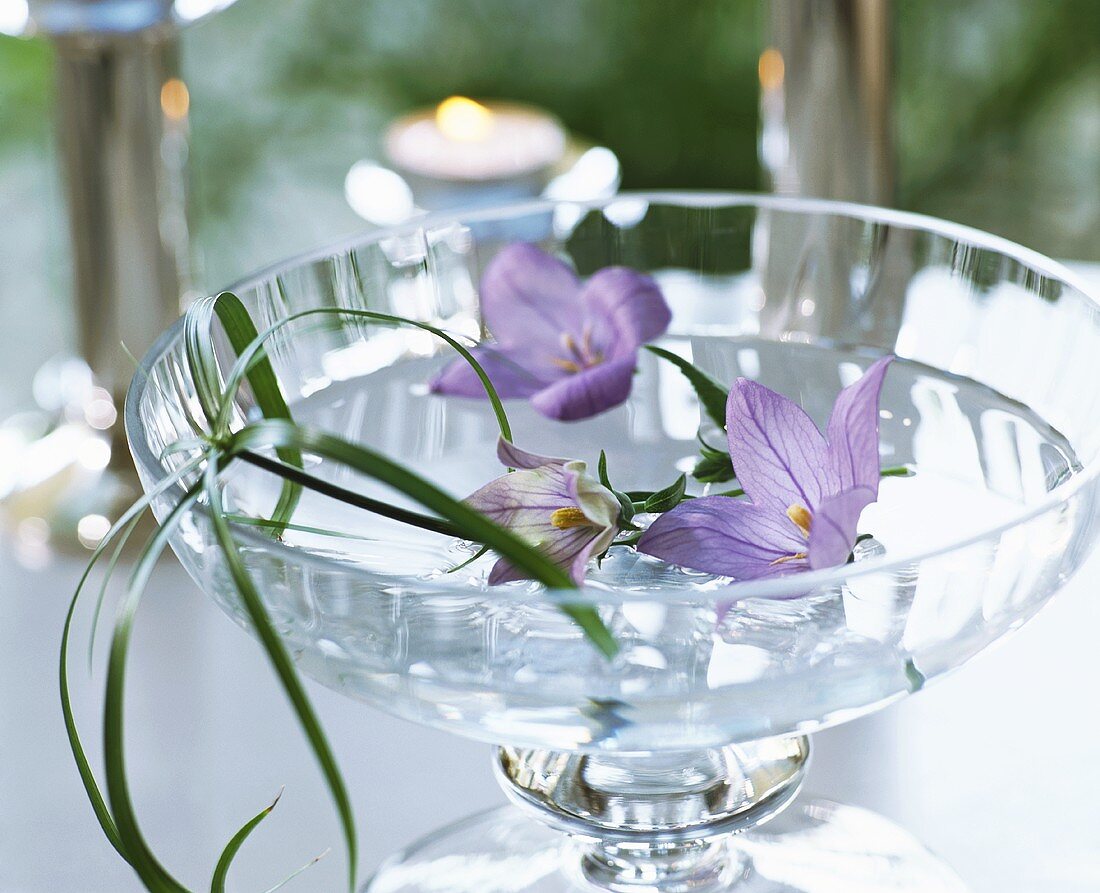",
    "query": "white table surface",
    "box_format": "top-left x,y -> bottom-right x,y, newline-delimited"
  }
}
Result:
1,531 -> 1098,893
